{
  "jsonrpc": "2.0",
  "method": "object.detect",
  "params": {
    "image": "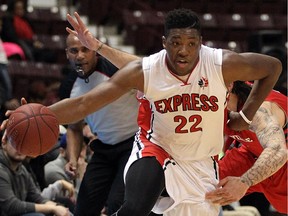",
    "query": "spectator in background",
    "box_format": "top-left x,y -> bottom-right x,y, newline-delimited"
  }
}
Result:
26,79 -> 61,106
45,134 -> 74,185
0,132 -> 71,216
2,41 -> 26,60
0,14 -> 26,61
41,179 -> 76,213
26,124 -> 65,192
24,156 -> 76,214
1,0 -> 55,63
0,38 -> 20,123
27,80 -> 48,103
0,16 -> 24,125
44,129 -> 91,213
44,132 -> 89,187
43,81 -> 61,106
